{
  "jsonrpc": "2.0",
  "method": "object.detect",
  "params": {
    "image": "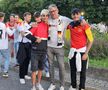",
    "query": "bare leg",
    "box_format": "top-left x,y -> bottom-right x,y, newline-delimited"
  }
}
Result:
32,71 -> 37,86
37,70 -> 42,83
